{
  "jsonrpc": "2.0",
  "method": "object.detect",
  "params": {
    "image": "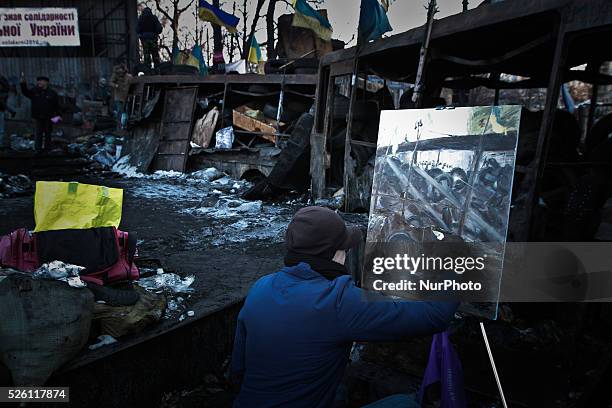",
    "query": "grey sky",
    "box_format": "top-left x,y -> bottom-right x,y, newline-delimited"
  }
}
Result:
323,0 -> 475,46
158,0 -> 476,58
